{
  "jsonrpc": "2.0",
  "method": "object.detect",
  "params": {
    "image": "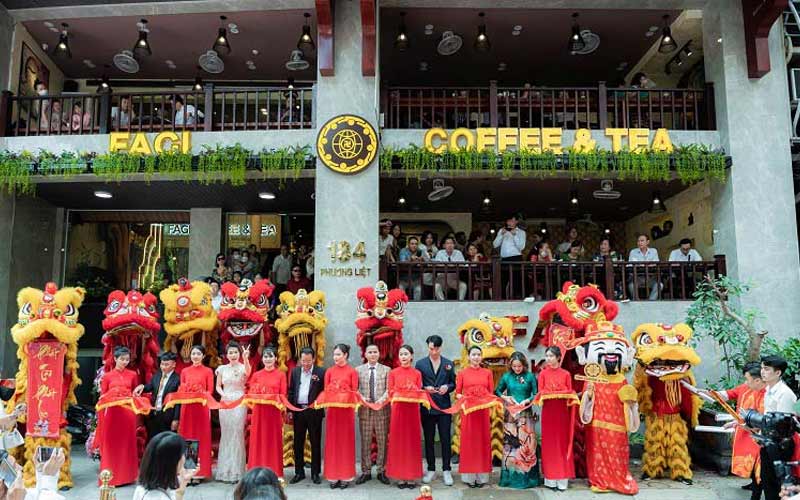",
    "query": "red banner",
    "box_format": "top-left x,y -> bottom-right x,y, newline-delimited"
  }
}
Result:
26,341 -> 66,439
